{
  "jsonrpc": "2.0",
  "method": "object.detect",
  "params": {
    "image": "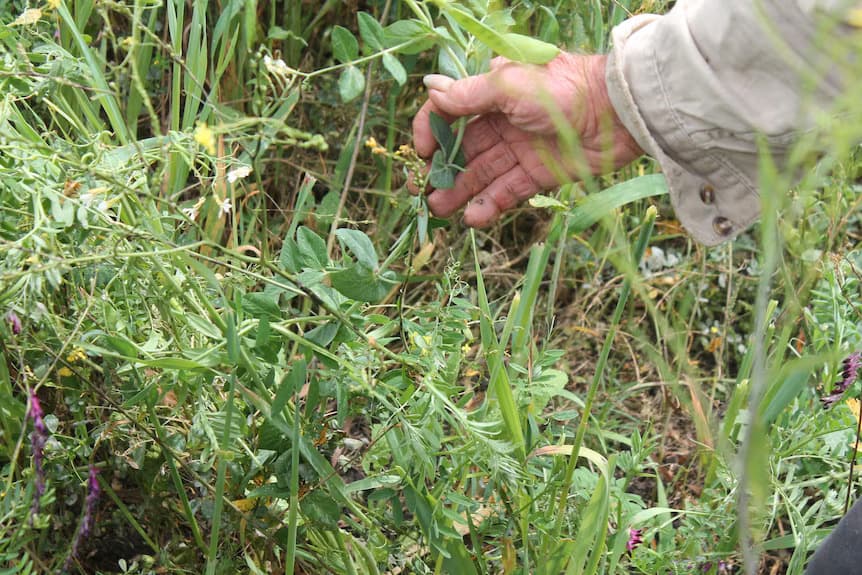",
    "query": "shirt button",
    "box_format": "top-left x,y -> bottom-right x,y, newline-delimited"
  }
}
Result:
699,183 -> 715,204
713,216 -> 733,236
